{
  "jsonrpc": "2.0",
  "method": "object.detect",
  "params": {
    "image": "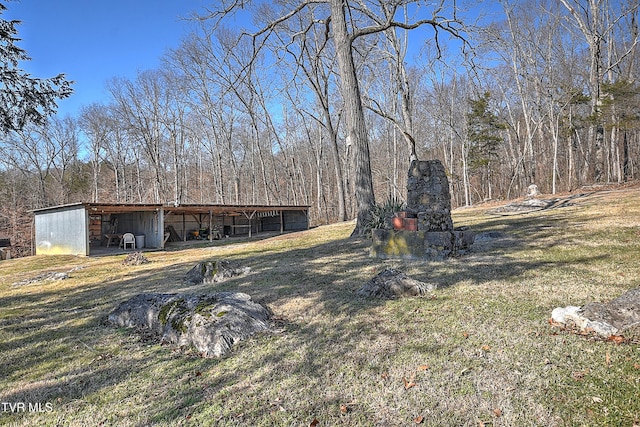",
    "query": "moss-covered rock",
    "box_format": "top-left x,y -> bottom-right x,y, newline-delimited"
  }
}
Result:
108,292 -> 273,357
183,260 -> 251,285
